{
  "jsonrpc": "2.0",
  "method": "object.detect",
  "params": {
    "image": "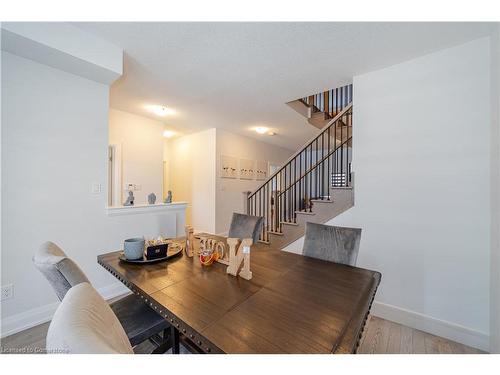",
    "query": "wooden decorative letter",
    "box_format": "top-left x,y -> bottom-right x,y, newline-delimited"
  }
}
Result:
226,238 -> 253,280
185,226 -> 195,257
